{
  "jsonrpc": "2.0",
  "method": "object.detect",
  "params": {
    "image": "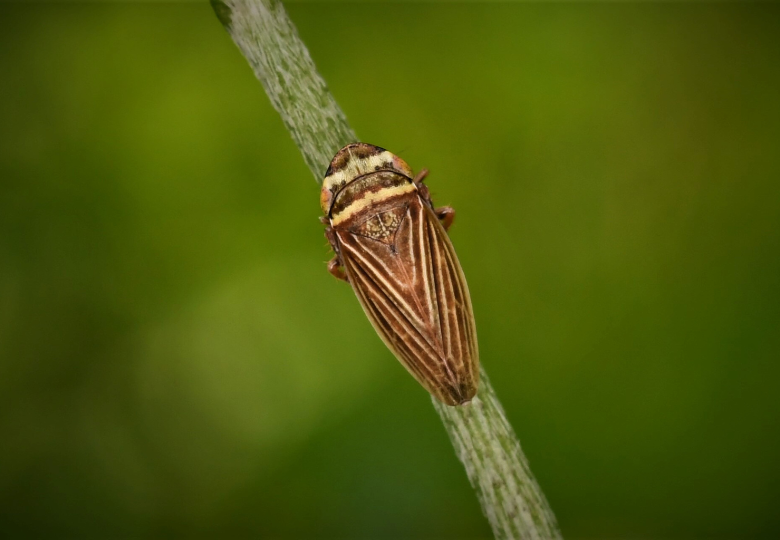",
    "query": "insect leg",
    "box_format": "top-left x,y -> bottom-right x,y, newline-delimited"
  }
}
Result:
413,169 -> 436,210
327,256 -> 348,282
435,206 -> 455,231
324,222 -> 349,282
412,169 -> 455,230
412,168 -> 429,186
